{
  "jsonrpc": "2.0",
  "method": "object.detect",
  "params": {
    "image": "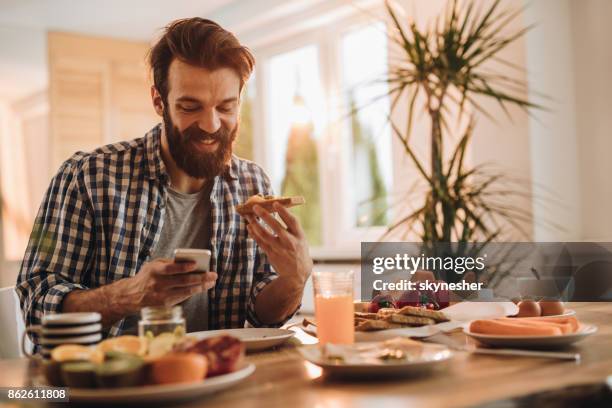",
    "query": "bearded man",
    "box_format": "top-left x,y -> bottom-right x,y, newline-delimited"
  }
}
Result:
16,18 -> 312,347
